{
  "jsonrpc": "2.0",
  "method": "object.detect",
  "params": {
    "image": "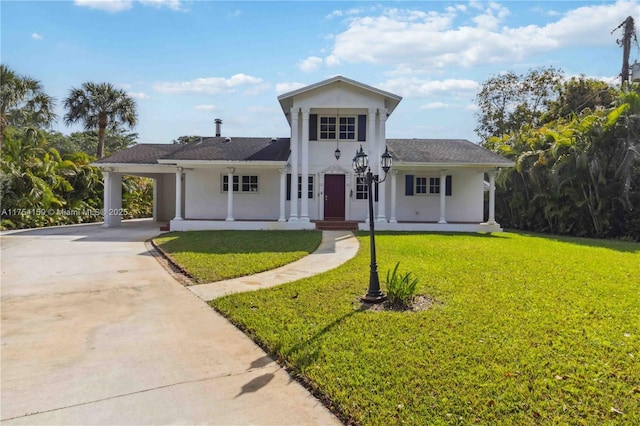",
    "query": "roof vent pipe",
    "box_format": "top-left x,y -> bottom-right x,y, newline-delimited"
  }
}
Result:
215,118 -> 223,137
